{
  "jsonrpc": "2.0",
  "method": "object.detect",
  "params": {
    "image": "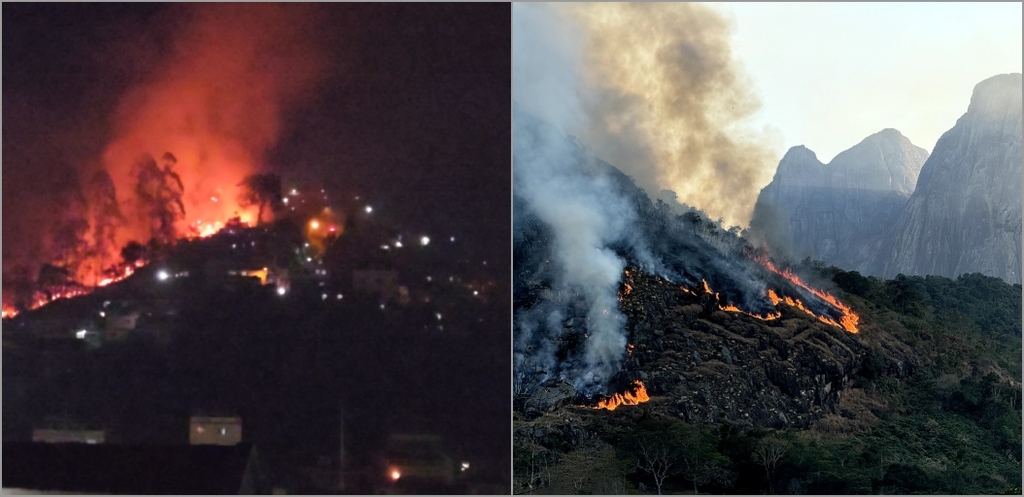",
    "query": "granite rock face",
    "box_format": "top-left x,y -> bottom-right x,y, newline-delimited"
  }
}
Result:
749,129 -> 929,274
751,73 -> 1022,284
882,73 -> 1023,284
